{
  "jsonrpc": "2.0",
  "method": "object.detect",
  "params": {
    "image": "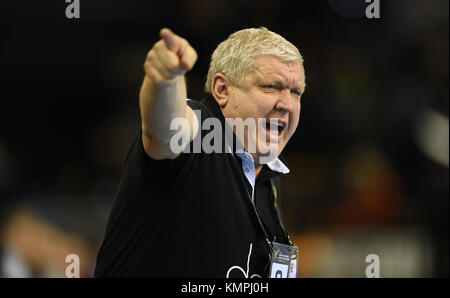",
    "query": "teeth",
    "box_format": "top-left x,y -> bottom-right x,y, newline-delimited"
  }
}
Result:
267,120 -> 285,128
